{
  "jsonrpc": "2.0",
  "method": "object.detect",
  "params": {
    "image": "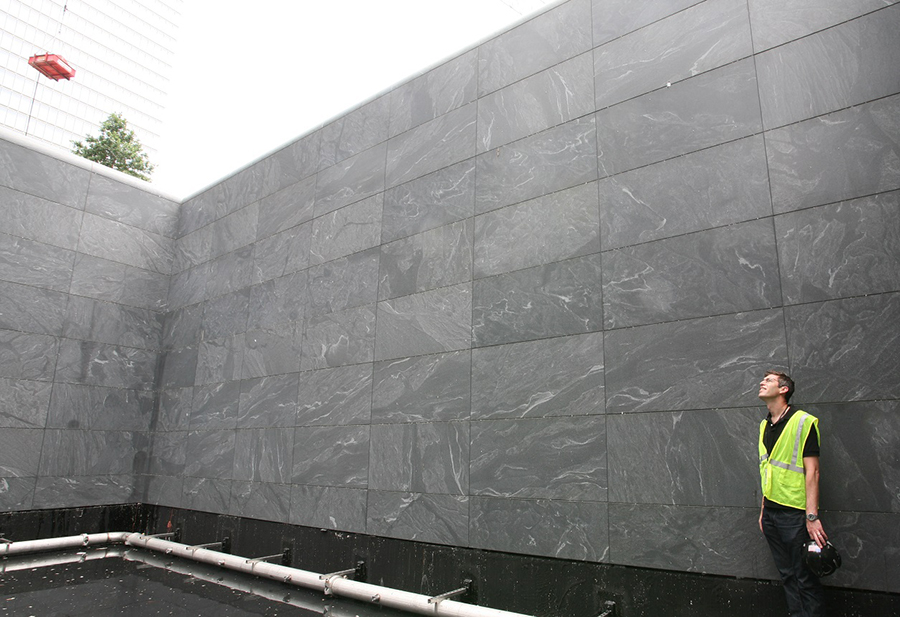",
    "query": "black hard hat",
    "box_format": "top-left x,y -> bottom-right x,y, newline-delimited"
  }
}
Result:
804,540 -> 842,577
